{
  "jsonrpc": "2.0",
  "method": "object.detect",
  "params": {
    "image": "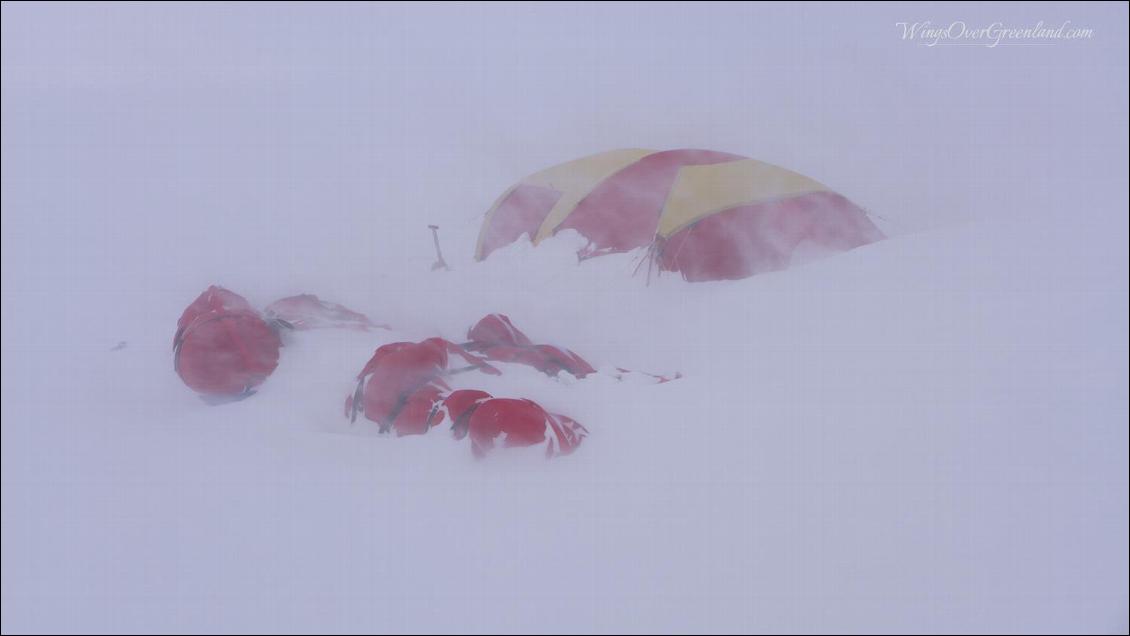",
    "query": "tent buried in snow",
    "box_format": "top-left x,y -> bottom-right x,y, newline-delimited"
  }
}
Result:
474,148 -> 885,281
